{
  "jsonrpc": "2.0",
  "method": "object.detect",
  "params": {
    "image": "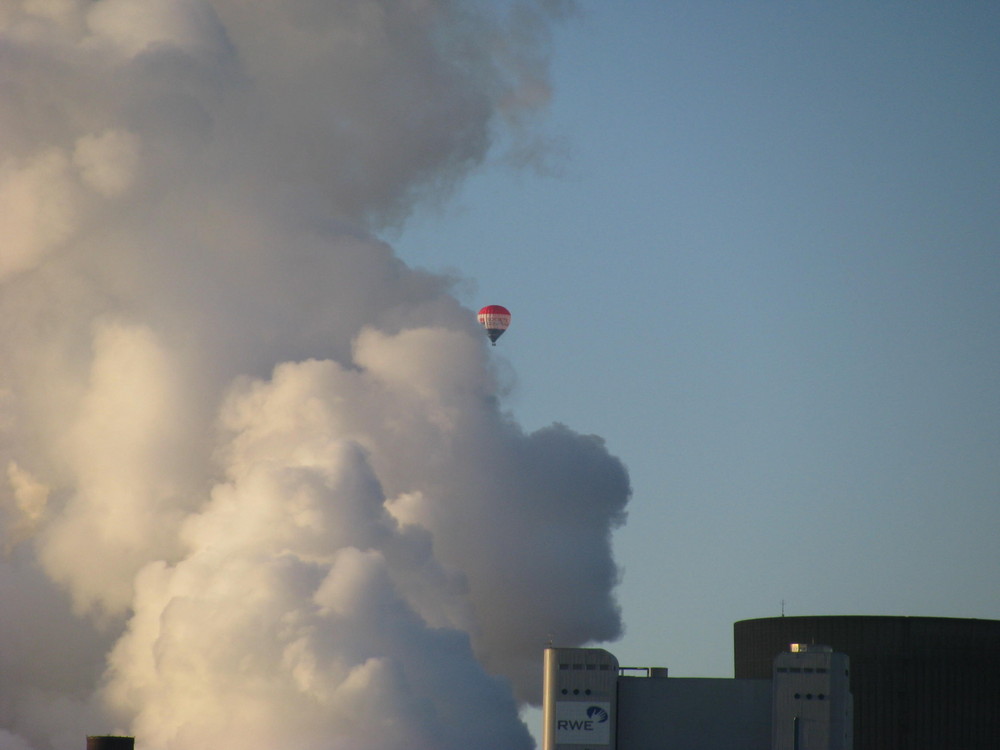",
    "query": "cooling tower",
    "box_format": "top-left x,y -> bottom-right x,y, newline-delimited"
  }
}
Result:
734,616 -> 1000,750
